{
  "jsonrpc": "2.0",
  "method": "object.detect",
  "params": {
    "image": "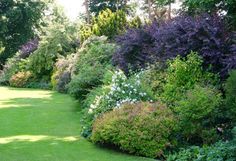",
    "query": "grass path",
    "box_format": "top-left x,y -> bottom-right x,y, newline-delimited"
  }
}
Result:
0,87 -> 155,161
